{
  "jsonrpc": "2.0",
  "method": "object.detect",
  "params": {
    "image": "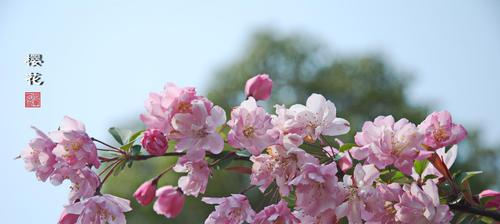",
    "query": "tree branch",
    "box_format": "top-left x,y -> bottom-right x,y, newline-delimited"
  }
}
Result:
449,203 -> 500,221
